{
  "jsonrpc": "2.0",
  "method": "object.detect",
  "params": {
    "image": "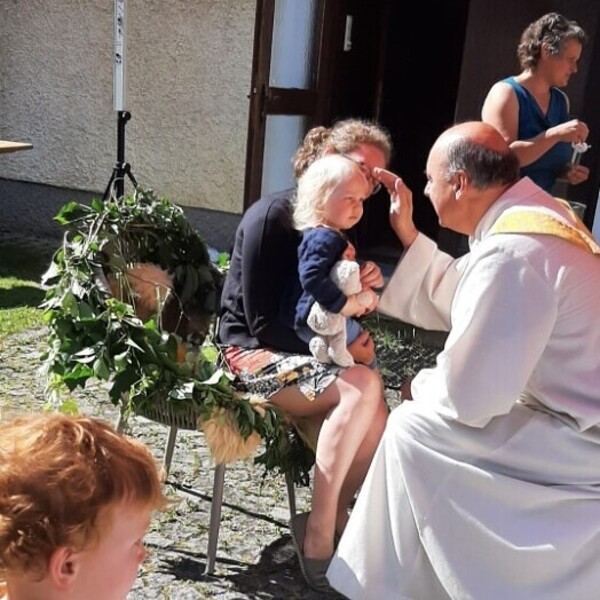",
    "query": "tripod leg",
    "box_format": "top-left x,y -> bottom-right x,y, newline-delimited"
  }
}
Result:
124,163 -> 138,189
103,168 -> 119,201
104,111 -> 138,201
